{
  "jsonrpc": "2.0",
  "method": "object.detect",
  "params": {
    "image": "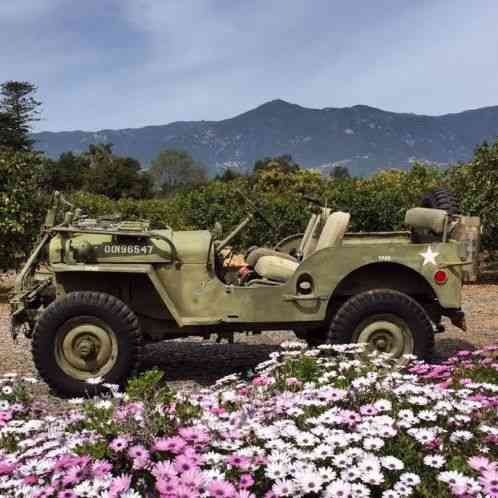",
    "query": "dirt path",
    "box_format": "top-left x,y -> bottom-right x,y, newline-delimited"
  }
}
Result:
1,283 -> 497,400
